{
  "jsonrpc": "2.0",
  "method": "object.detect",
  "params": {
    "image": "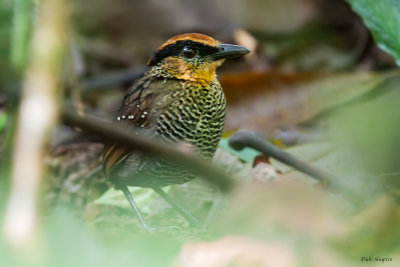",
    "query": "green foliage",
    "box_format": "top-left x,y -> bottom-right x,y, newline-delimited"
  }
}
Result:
0,1 -> 17,88
347,0 -> 400,65
333,75 -> 400,174
0,210 -> 180,267
10,0 -> 33,70
219,138 -> 260,163
0,113 -> 6,132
